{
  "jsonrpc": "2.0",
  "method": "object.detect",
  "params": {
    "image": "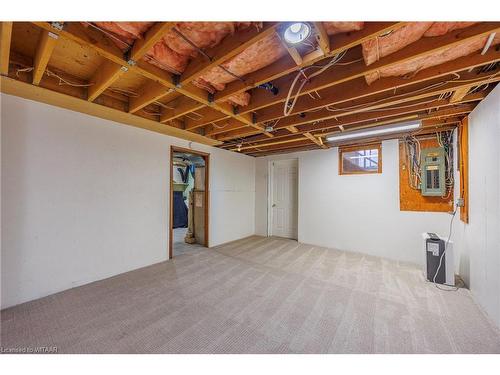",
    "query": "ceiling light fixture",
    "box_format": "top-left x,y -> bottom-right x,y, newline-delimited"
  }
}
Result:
283,22 -> 311,44
325,121 -> 422,142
